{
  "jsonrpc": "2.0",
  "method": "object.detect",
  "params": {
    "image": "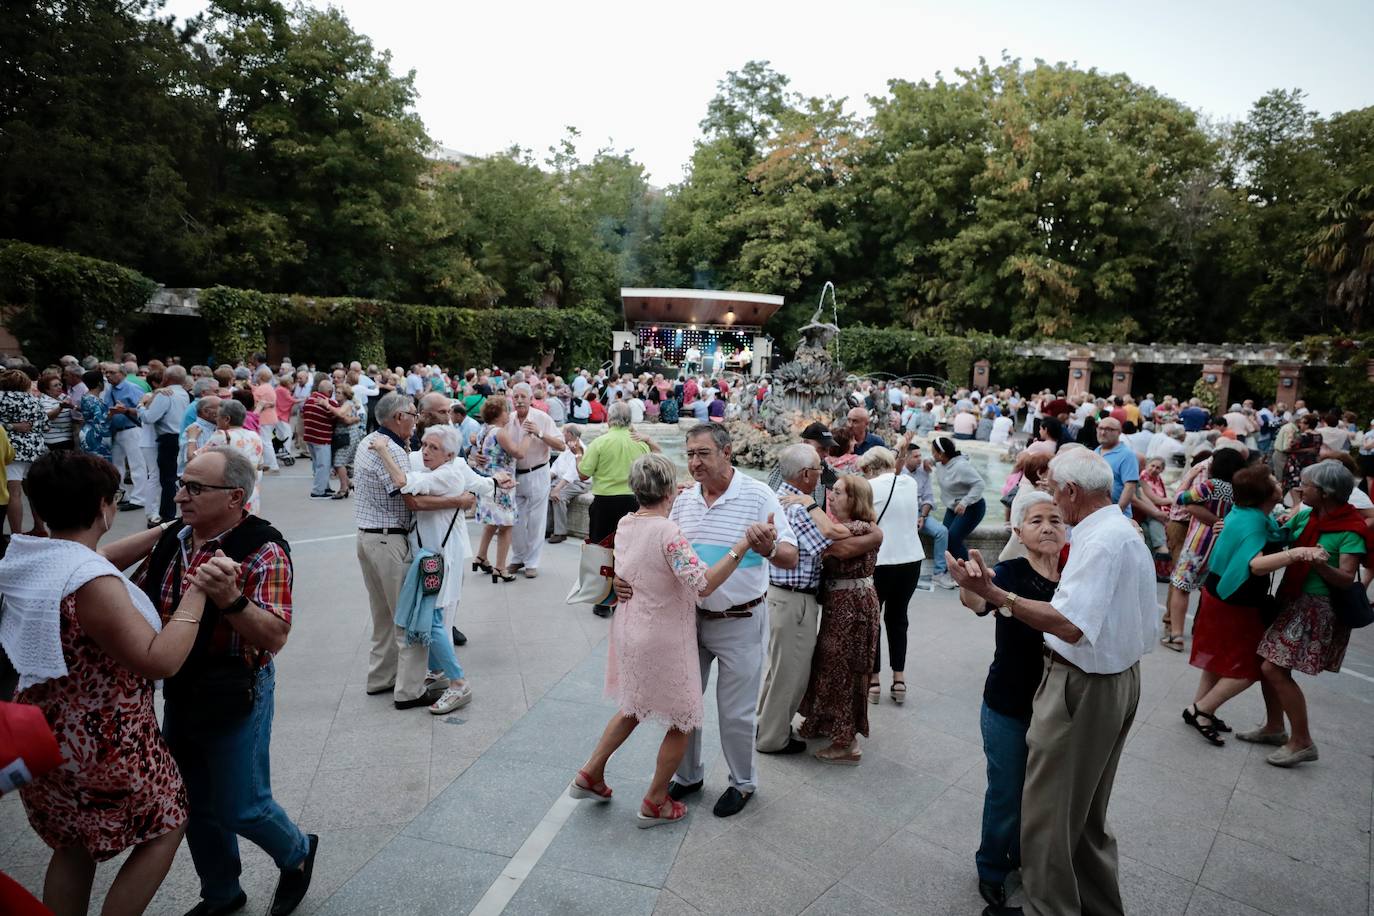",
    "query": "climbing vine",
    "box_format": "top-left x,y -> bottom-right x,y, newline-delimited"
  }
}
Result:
837,327 -> 1015,388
